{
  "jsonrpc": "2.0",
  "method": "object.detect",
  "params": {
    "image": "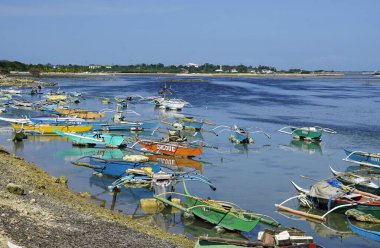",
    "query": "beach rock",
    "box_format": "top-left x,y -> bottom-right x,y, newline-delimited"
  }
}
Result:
7,183 -> 24,195
30,199 -> 36,204
55,176 -> 68,186
79,192 -> 91,198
